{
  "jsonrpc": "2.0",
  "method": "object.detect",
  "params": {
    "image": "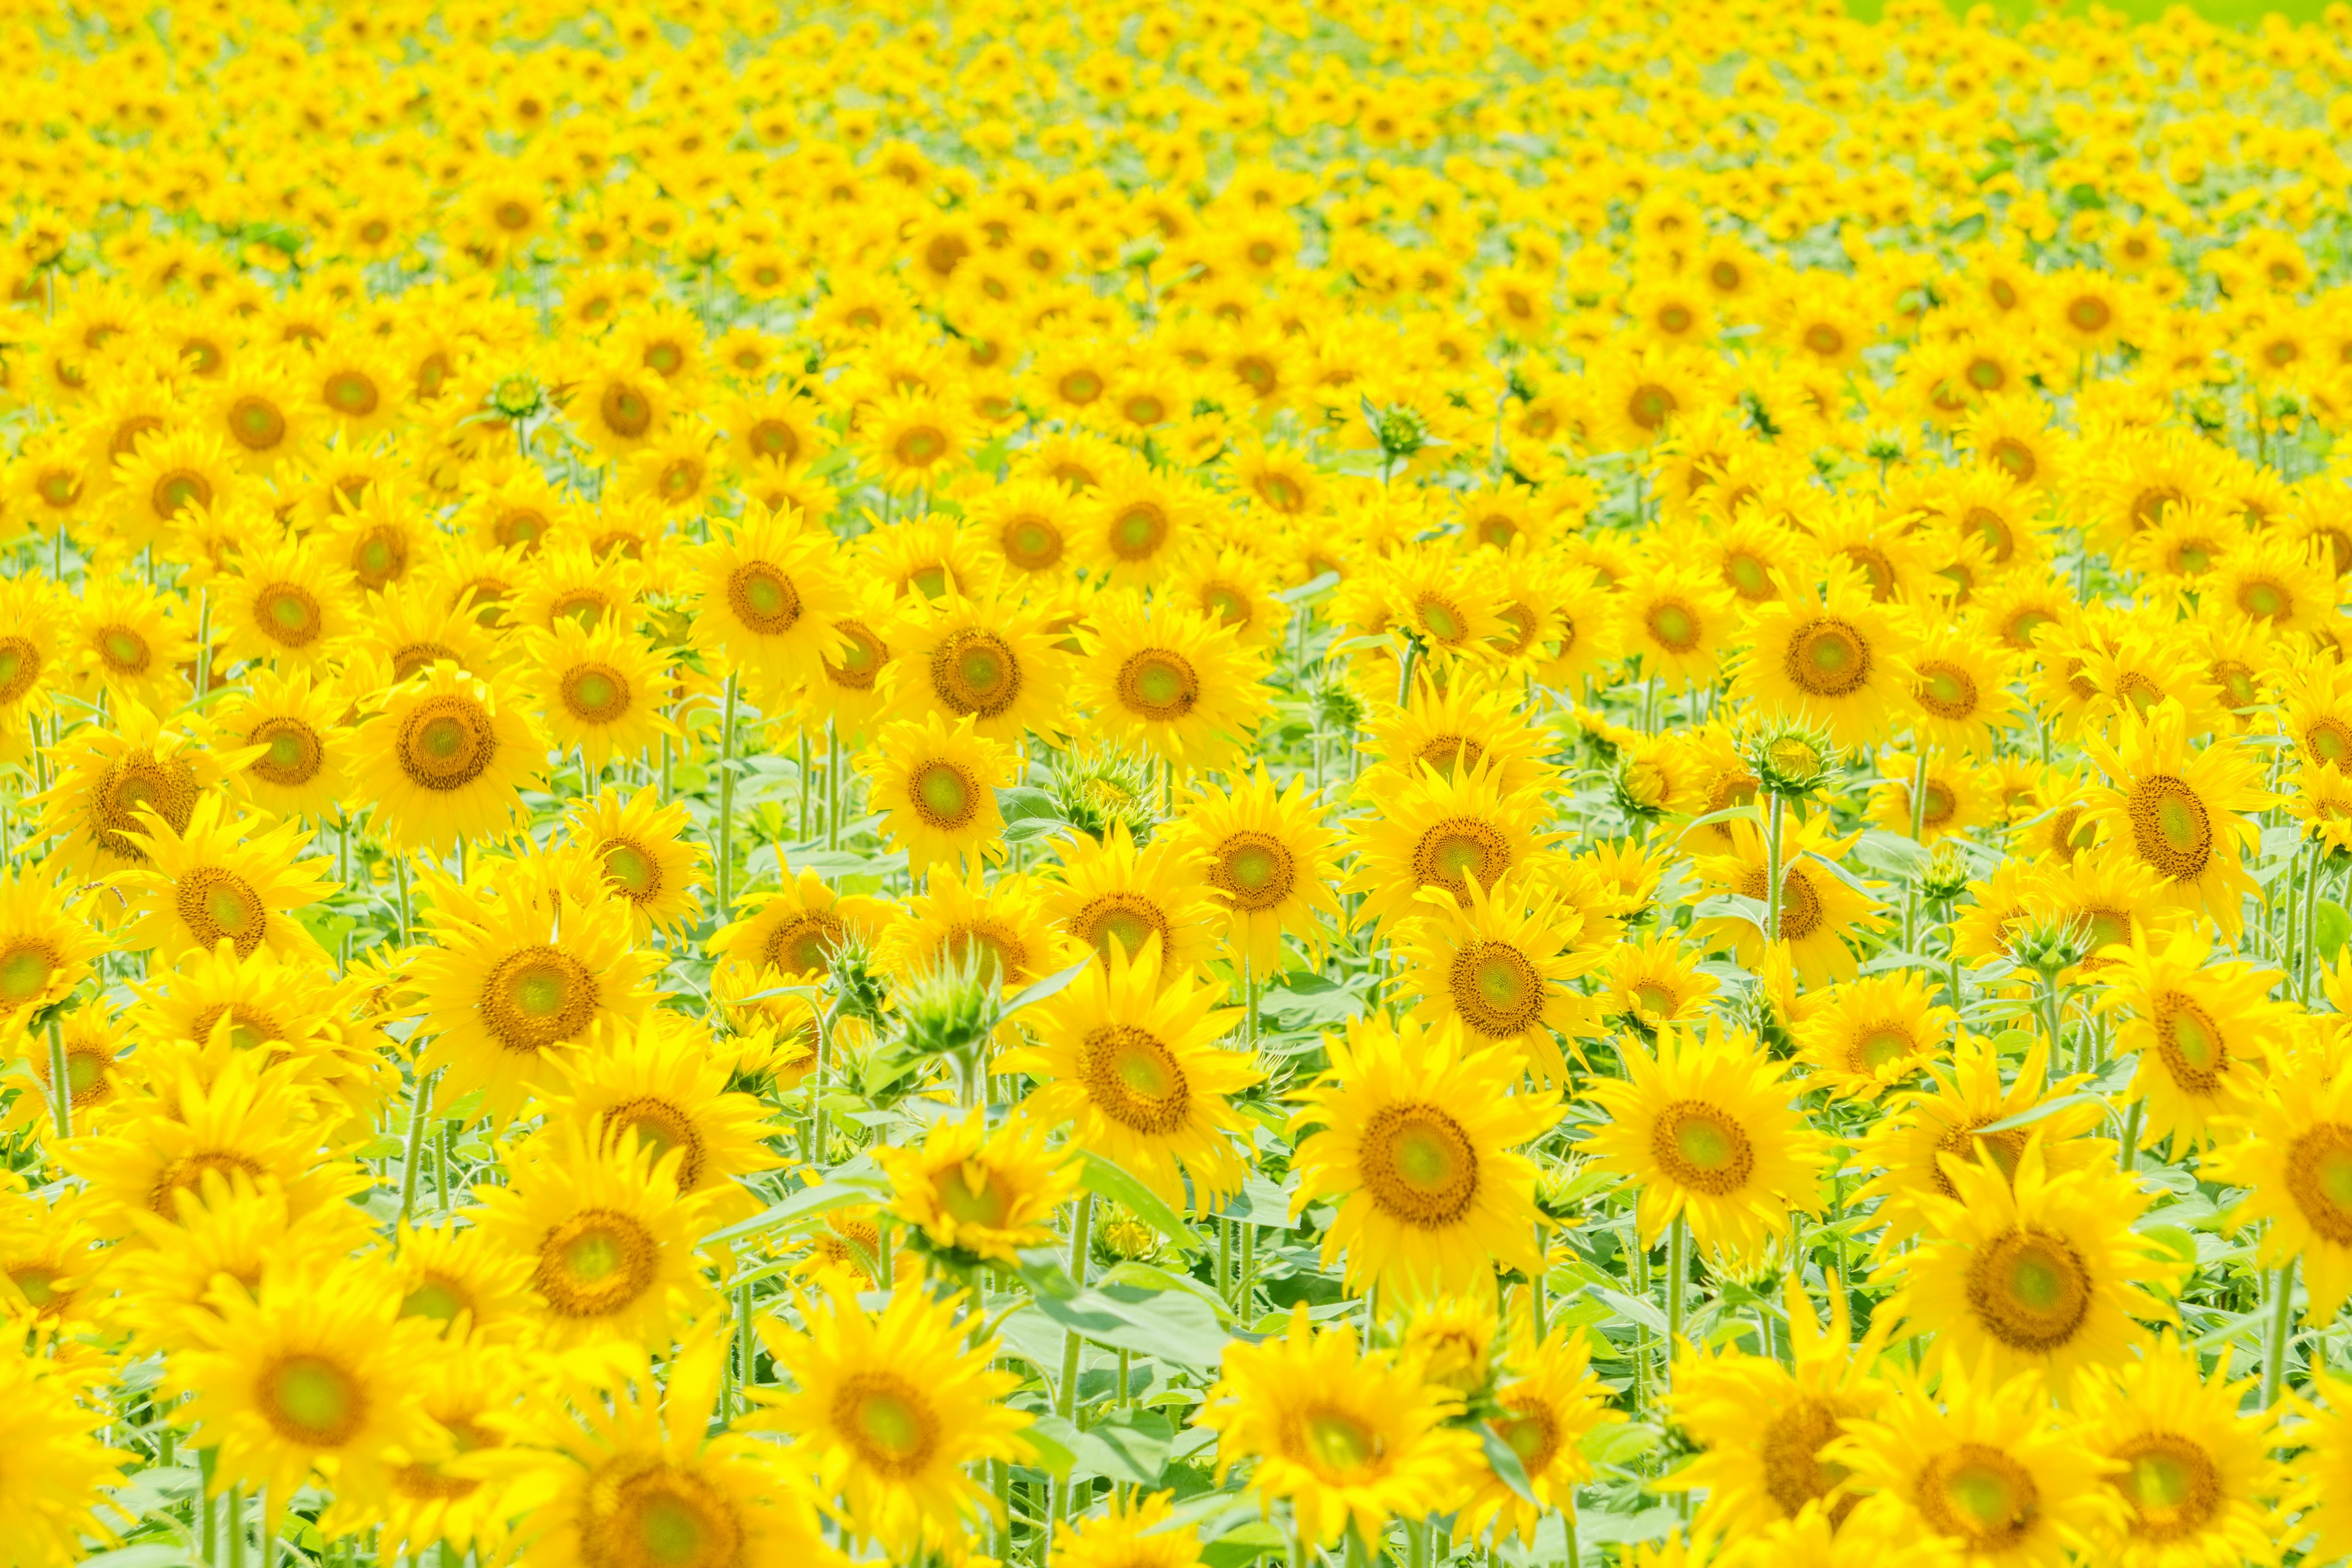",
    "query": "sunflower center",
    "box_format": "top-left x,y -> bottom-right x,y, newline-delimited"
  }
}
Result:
393,642 -> 464,682
930,628 -> 1021,719
1760,1395 -> 1858,1522
2108,1431 -> 2221,1542
1410,816 -> 1511,902
1415,736 -> 1485,780
601,382 -> 654,439
1074,892 -> 1169,964
94,623 -> 151,675
823,621 -> 887,692
598,837 -> 662,901
1359,1102 -> 1479,1228
1207,830 -> 1295,912
1626,382 -> 1676,432
1784,616 -> 1871,697
175,866 -> 268,958
2307,718 -> 2352,769
562,663 -> 631,724
397,694 -> 497,791
1645,597 -> 1699,652
1001,515 -> 1063,571
1966,1227 -> 2092,1351
1116,649 -> 1199,721
1079,1023 -> 1191,1135
480,945 -> 600,1052
831,1371 -> 940,1477
535,1208 -> 659,1319
1298,1407 -> 1385,1482
1651,1099 -> 1755,1195
2285,1122 -> 2352,1245
0,636 -> 41,705
1491,1395 -> 1559,1474
2236,576 -> 2291,621
397,1273 -> 473,1326
1852,1023 -> 1917,1073
151,1150 -> 266,1215
228,394 -> 288,451
2125,774 -> 2212,881
910,760 -> 979,830
1918,1443 -> 2039,1549
1735,865 -> 1823,940
1109,502 -> 1167,561
1415,592 -> 1469,646
2148,990 -> 2227,1094
935,1161 -> 1019,1231
761,912 -> 843,977
257,1353 -> 367,1447
0,940 -> 56,1005
603,1096 -> 706,1189
325,370 -> 379,417
1913,660 -> 1978,720
1447,940 -> 1544,1038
